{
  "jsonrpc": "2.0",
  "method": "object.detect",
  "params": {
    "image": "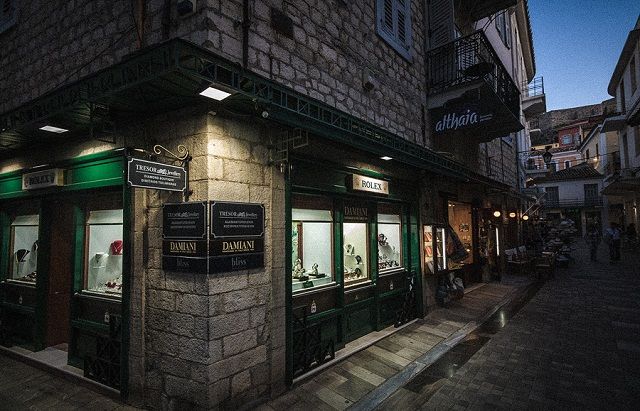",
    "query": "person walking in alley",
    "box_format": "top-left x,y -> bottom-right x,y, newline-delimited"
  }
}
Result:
585,225 -> 601,262
604,222 -> 622,263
